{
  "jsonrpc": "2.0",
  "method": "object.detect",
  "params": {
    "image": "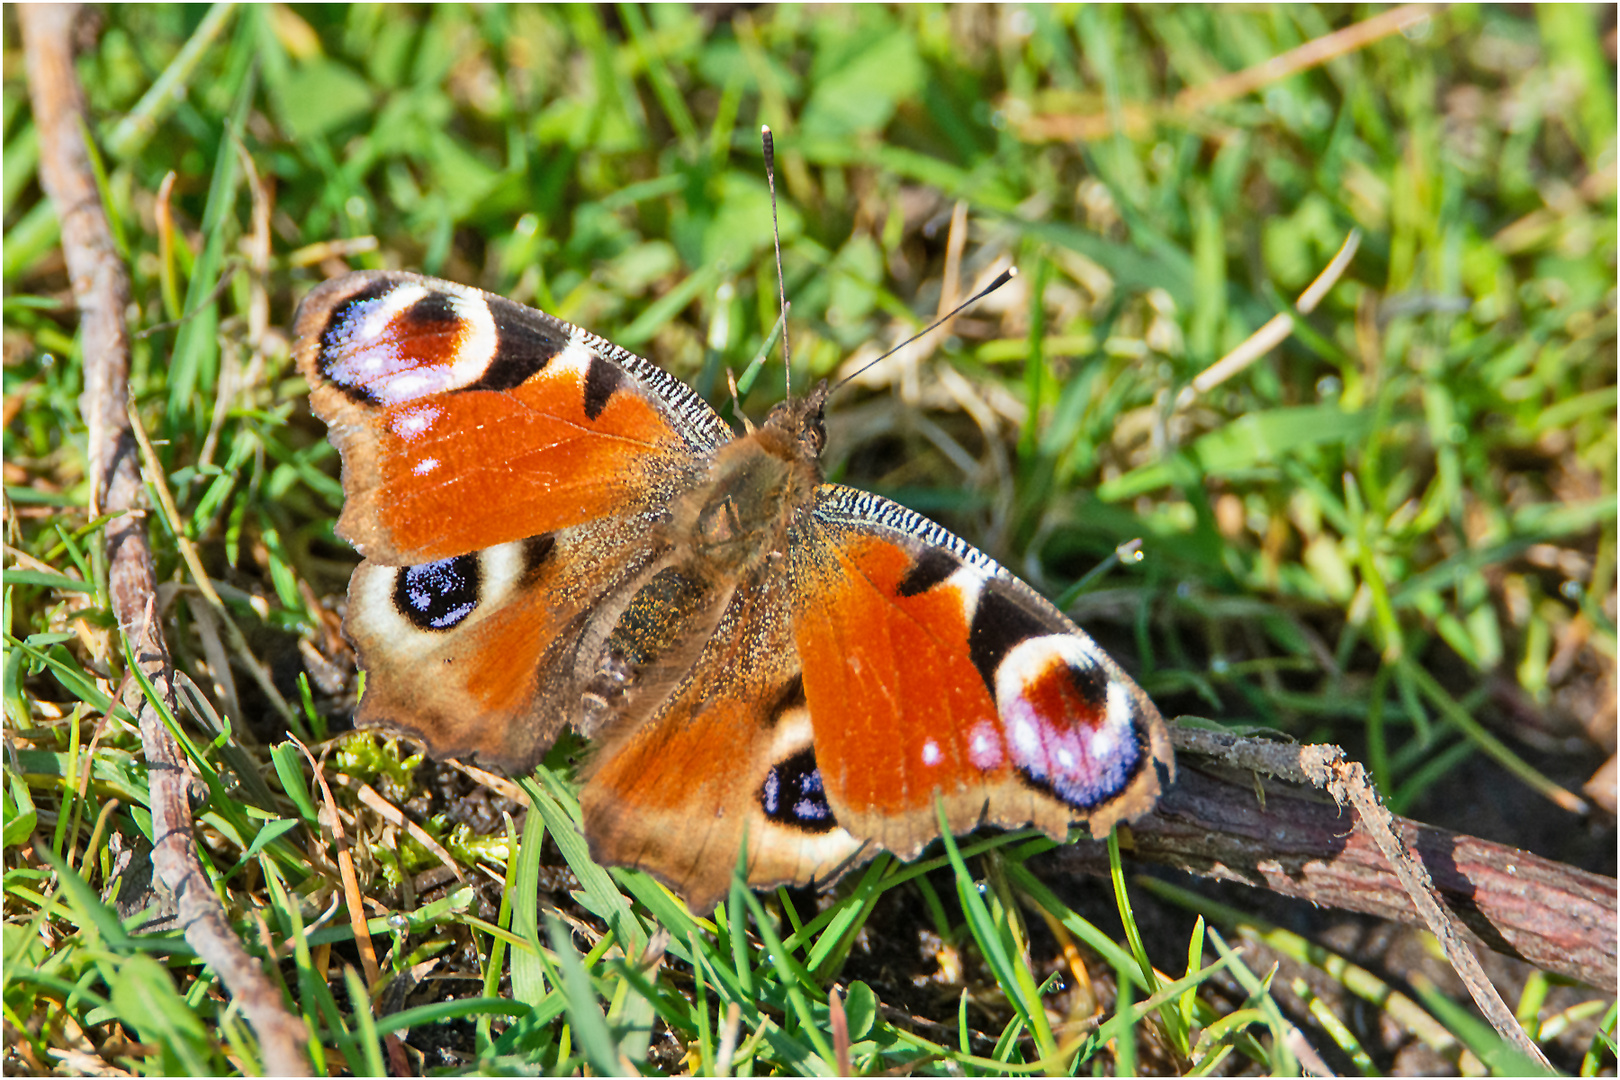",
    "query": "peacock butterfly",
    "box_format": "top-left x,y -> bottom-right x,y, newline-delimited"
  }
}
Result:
295,237 -> 1173,916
